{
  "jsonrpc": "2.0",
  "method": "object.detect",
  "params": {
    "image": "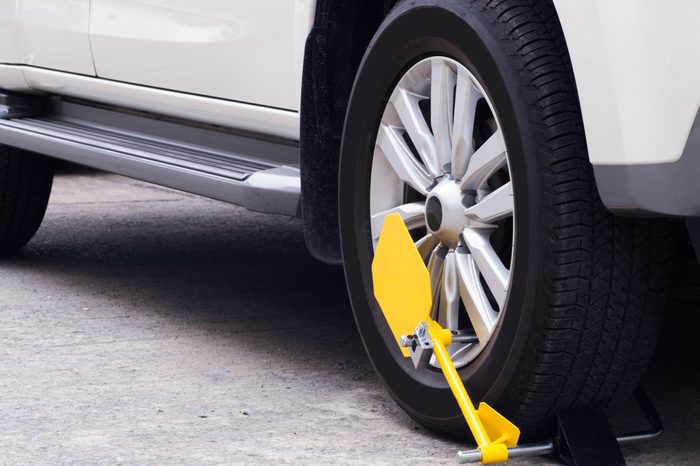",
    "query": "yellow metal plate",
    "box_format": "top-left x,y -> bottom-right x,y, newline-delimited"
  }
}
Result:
371,213 -> 432,356
477,402 -> 521,448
